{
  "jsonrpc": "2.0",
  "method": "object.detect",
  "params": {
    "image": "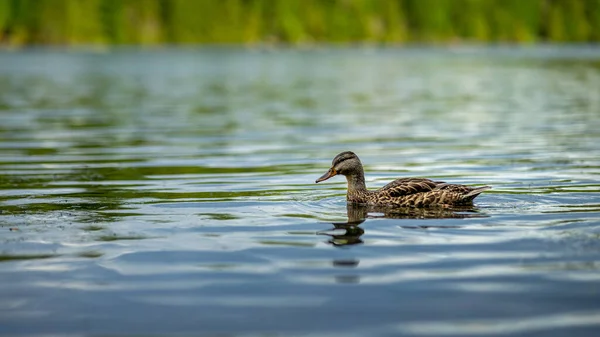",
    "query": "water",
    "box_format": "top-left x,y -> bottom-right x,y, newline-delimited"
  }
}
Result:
1,46 -> 600,336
